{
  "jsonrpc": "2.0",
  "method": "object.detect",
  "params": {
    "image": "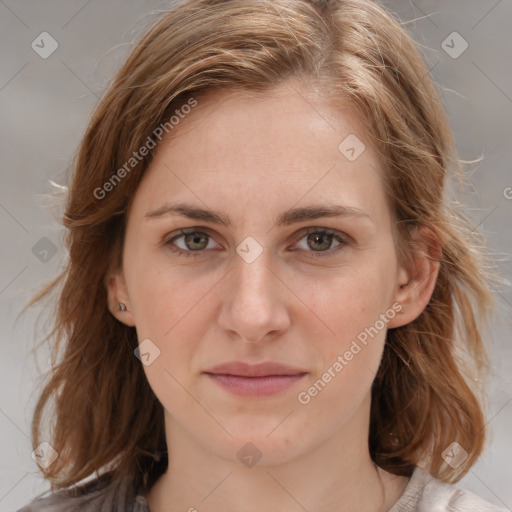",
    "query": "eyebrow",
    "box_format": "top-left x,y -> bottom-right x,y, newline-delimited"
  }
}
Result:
144,201 -> 374,227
